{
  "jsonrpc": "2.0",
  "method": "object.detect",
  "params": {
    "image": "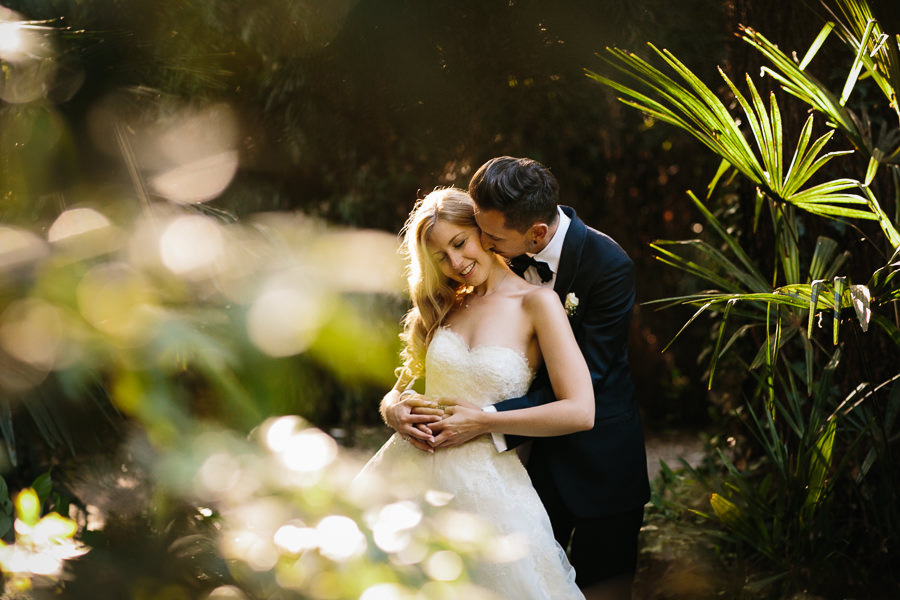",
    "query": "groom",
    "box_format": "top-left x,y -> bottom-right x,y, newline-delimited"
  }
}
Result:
431,156 -> 650,600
